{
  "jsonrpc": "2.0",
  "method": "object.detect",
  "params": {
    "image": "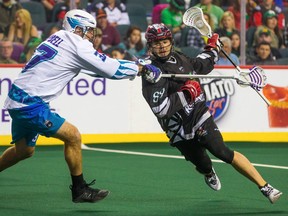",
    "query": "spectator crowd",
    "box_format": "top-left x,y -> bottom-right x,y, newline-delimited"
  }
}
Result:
0,0 -> 287,65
